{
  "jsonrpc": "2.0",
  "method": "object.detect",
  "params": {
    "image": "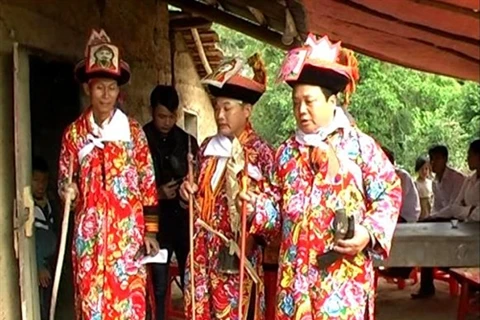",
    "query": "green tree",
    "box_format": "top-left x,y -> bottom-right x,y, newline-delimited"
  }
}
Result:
213,24 -> 478,173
